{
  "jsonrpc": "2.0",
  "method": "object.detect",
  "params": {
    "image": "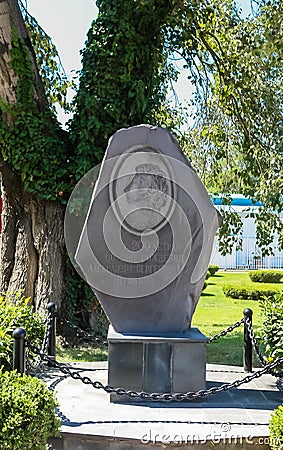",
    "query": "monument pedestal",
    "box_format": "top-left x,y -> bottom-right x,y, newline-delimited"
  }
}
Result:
107,326 -> 208,403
